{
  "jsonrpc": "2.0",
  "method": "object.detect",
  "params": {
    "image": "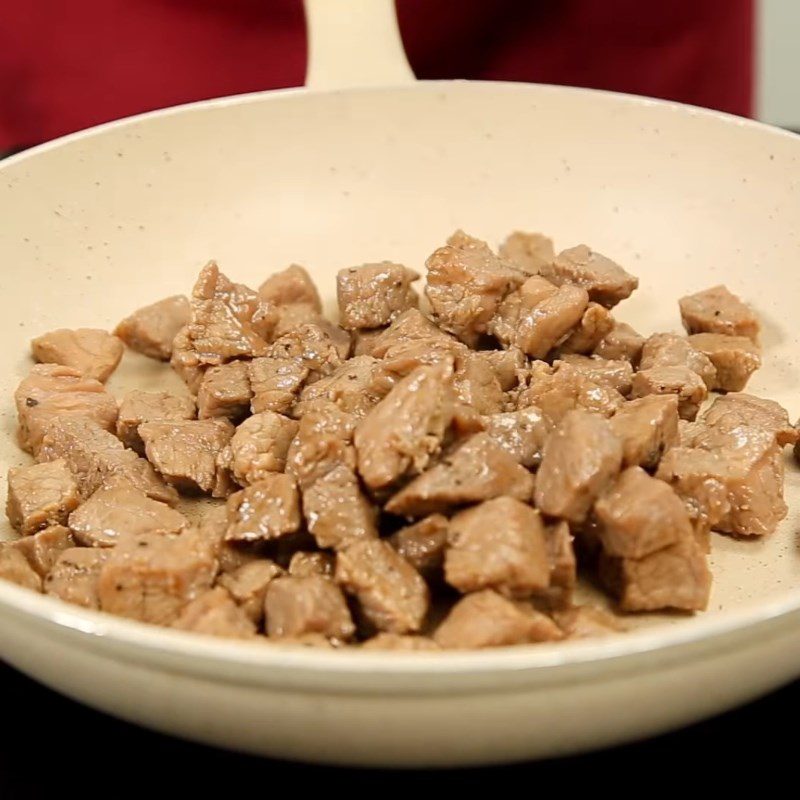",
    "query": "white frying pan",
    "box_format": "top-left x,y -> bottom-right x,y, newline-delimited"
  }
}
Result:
1,0 -> 799,767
